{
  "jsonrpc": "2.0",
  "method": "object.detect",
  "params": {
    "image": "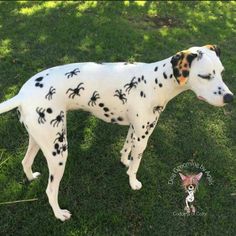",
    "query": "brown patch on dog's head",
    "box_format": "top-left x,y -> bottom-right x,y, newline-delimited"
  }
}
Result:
171,50 -> 198,85
204,44 -> 221,57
